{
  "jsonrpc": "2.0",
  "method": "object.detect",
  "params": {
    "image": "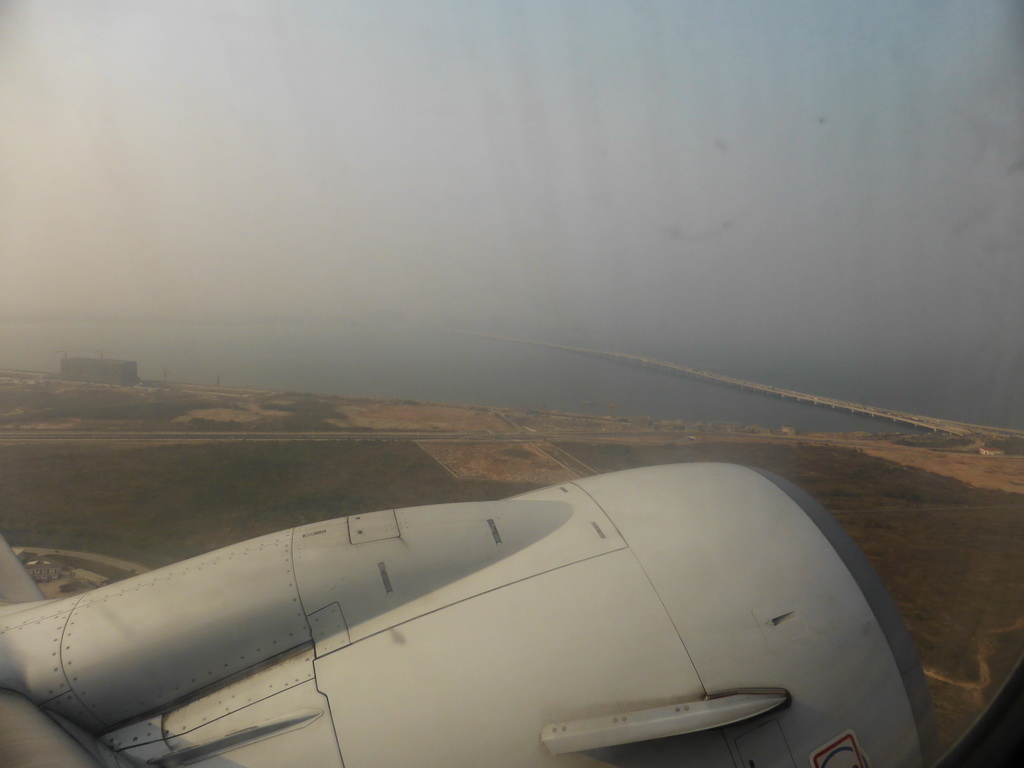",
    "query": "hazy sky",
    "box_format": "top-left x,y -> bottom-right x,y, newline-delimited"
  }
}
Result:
1,1 -> 1022,366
